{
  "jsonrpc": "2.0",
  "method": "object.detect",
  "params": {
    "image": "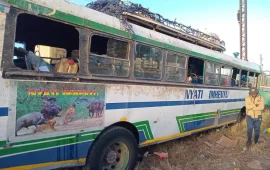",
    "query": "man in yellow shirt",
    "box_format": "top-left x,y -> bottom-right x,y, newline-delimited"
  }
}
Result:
245,88 -> 265,146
